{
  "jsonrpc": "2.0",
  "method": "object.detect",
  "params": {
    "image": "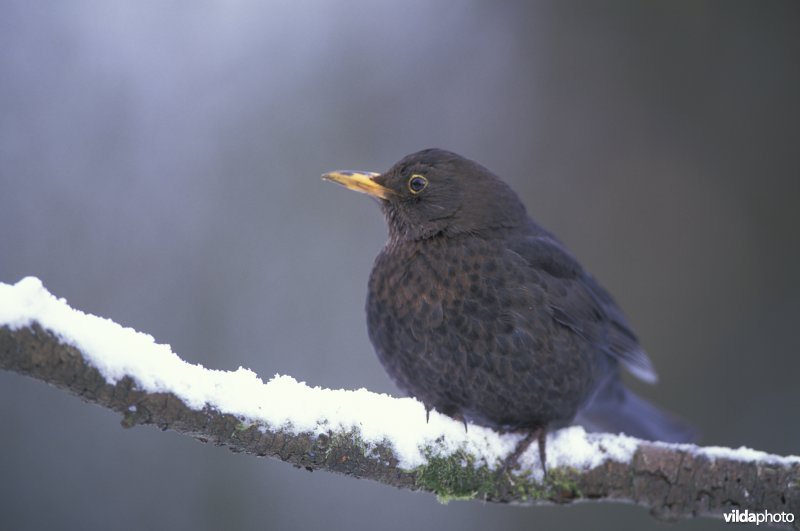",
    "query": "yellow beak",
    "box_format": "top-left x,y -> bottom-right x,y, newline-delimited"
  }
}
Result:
321,171 -> 392,200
